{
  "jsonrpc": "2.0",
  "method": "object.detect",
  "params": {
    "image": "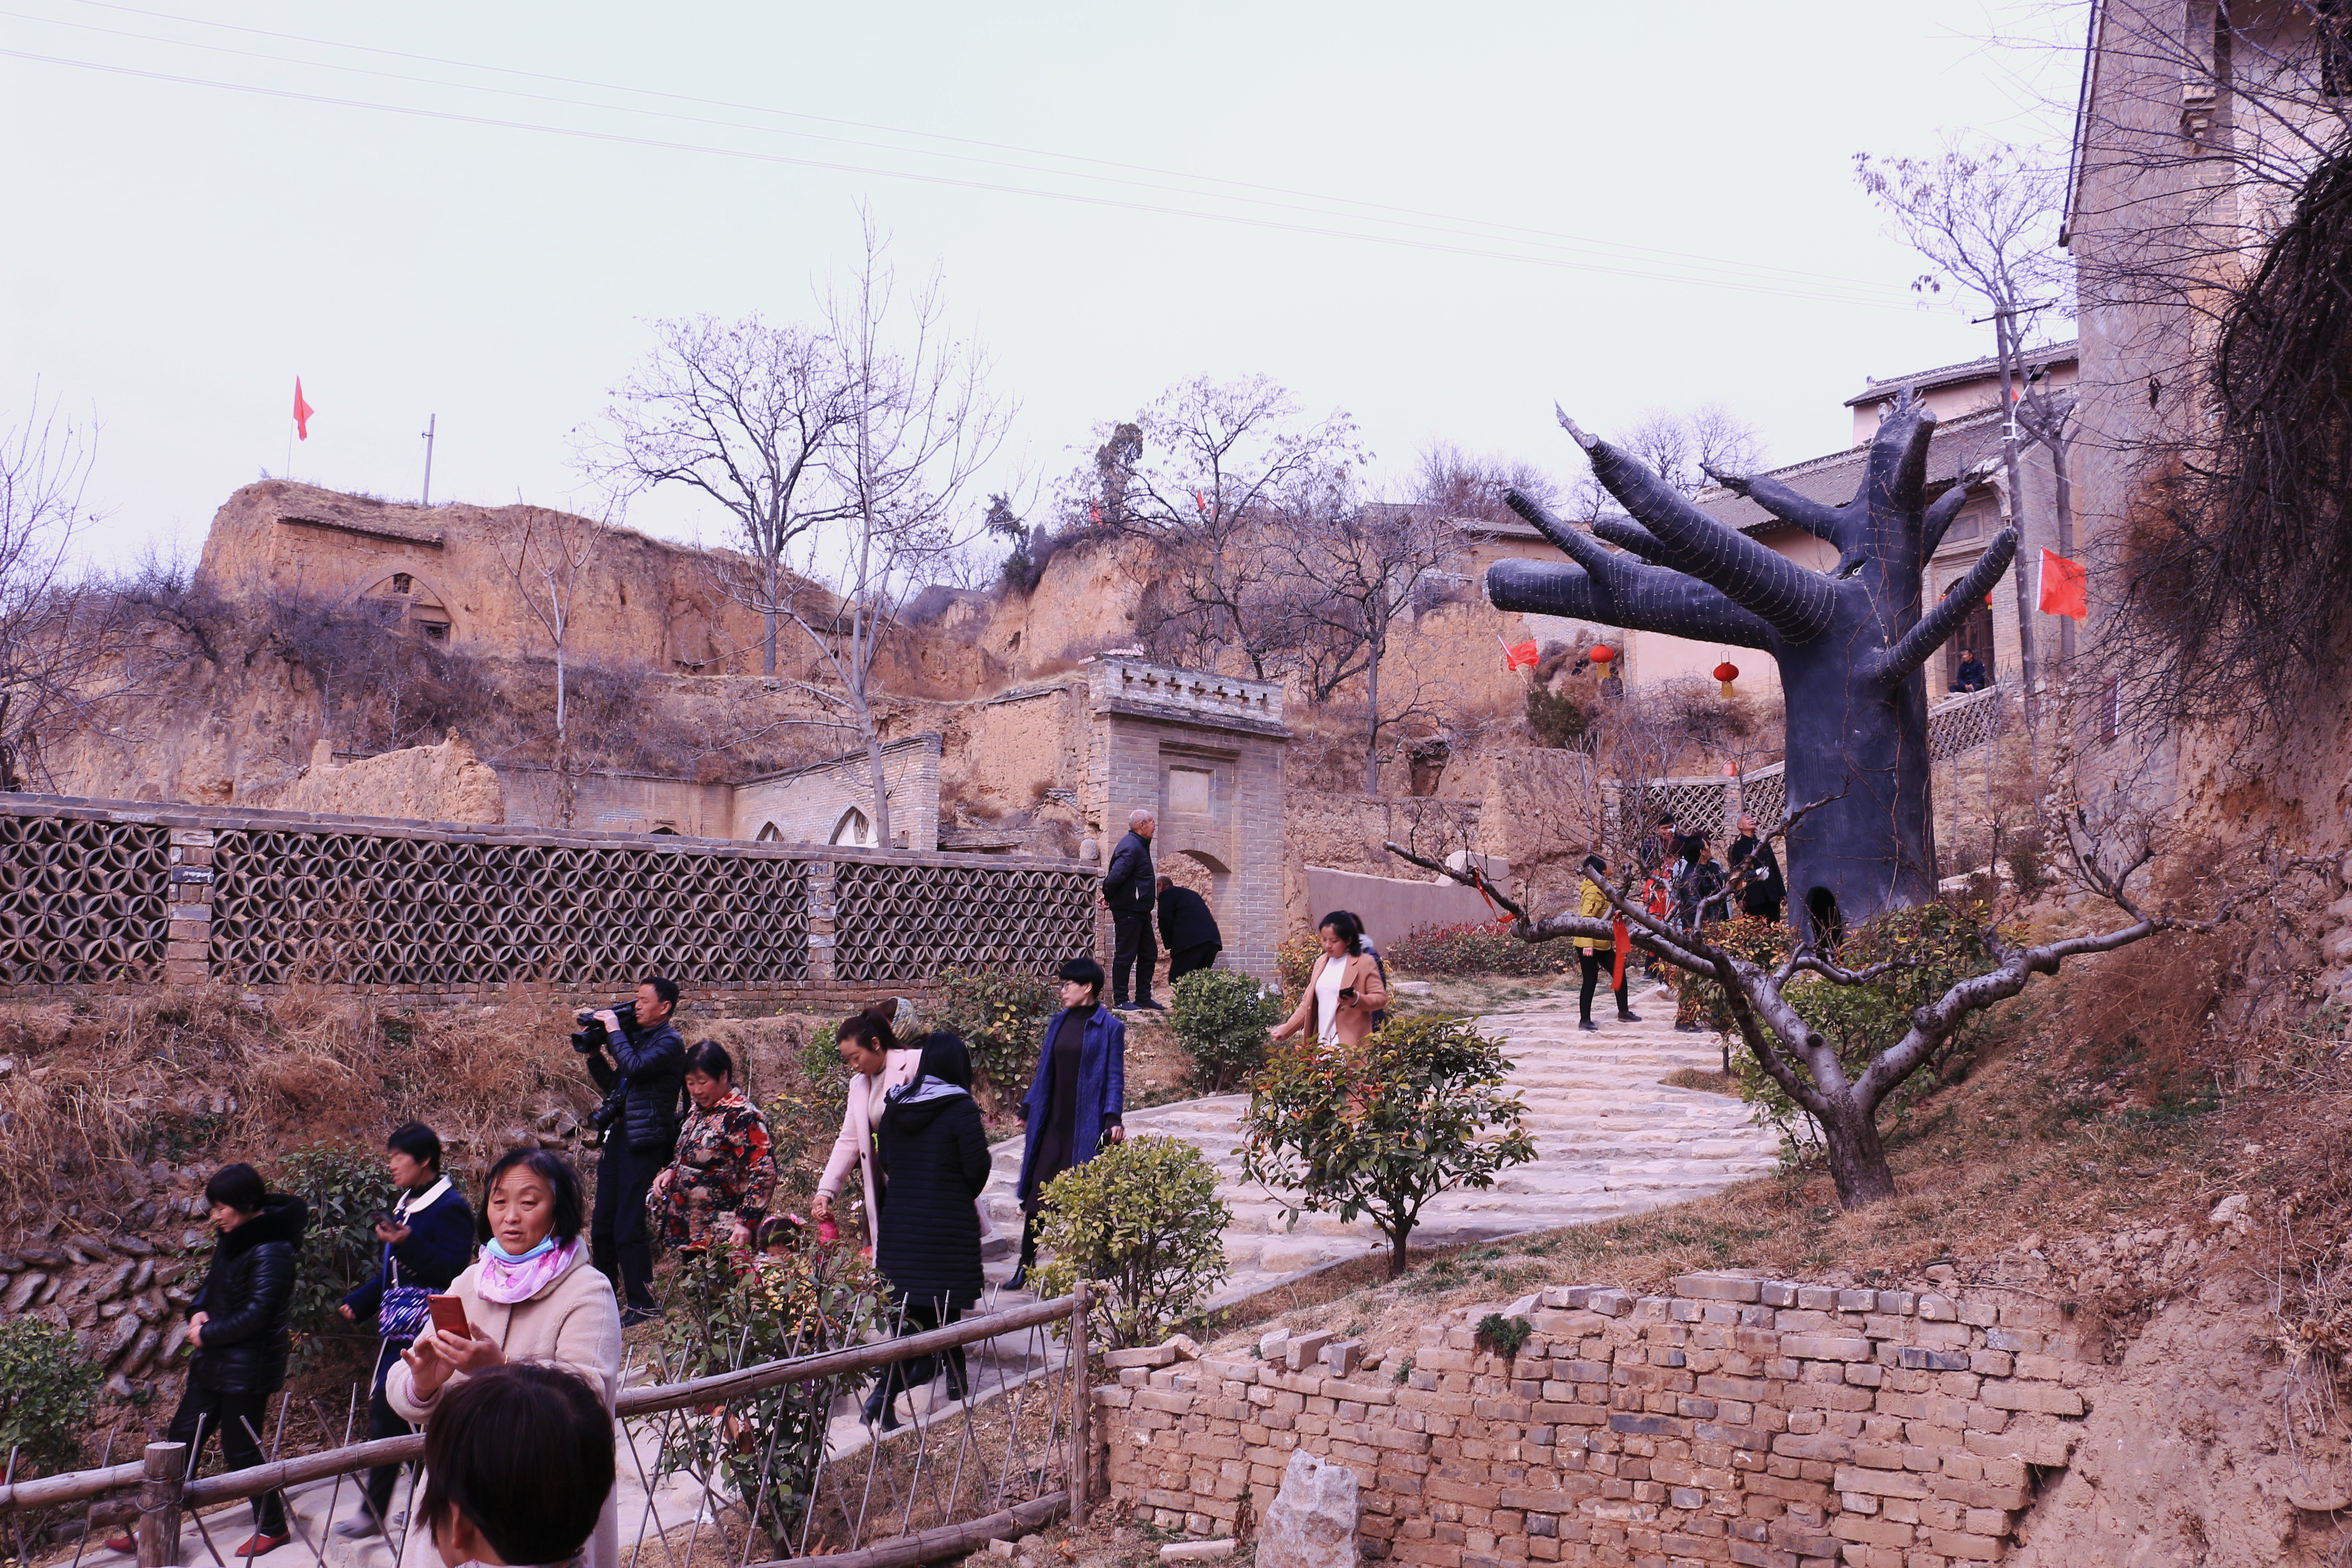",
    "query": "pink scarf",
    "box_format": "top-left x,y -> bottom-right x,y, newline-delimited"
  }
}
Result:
475,1238 -> 580,1305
